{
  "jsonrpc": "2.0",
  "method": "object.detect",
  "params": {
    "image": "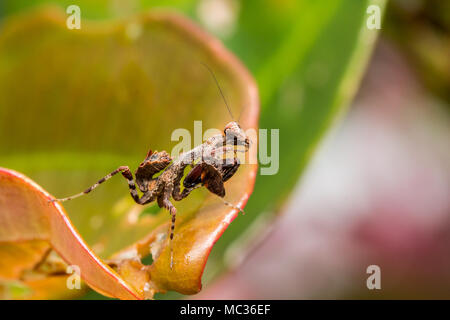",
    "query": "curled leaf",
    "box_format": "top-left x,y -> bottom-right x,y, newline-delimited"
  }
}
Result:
0,8 -> 258,299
